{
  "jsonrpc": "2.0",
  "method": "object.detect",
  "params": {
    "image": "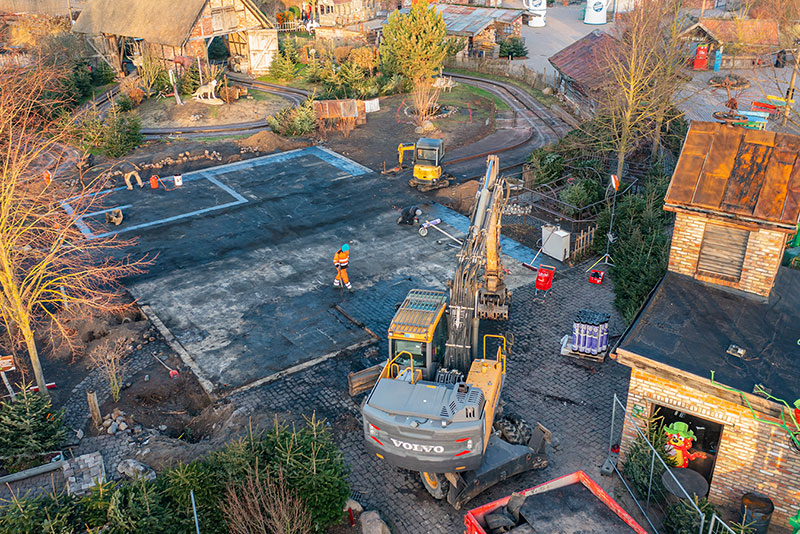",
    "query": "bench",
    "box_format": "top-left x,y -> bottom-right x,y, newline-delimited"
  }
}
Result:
739,110 -> 770,122
752,101 -> 778,114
